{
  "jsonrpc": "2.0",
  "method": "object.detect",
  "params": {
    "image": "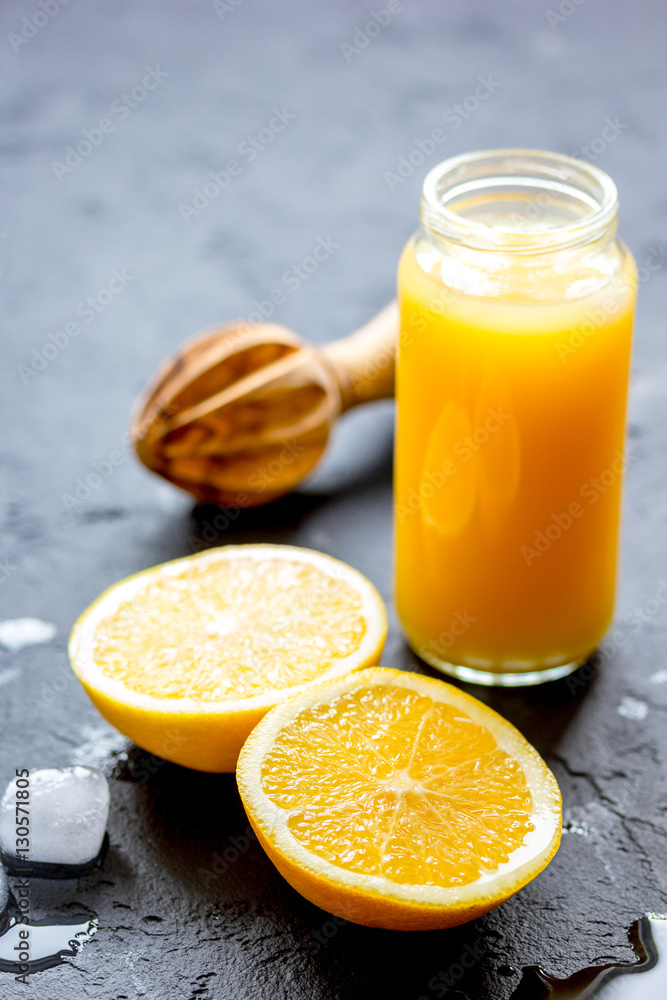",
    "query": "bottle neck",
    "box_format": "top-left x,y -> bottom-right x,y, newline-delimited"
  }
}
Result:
419,149 -> 619,256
